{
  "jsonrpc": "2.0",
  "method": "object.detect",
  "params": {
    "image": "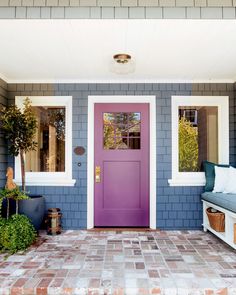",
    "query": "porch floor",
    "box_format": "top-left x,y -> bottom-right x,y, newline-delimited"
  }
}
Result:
0,230 -> 236,295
